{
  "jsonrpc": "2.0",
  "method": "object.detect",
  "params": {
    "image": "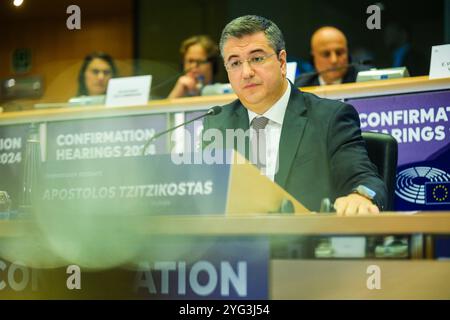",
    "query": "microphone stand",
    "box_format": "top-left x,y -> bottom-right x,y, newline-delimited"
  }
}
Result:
151,59 -> 213,92
141,107 -> 221,156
